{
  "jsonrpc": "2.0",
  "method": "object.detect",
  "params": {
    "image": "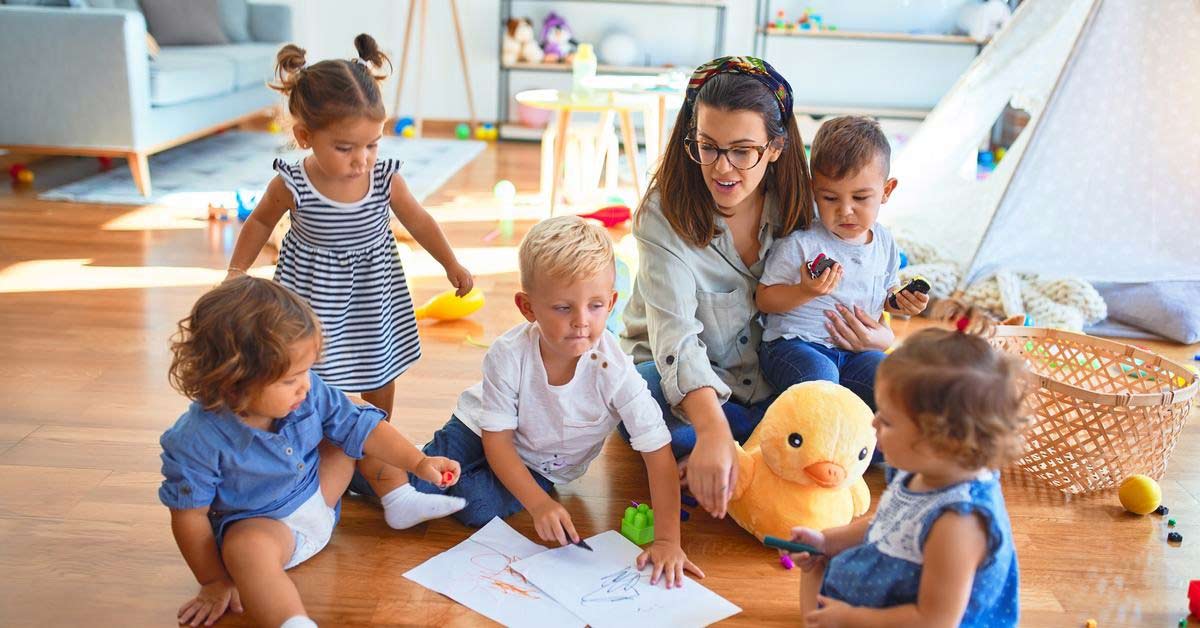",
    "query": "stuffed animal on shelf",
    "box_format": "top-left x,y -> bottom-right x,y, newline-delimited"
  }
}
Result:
540,11 -> 576,63
727,381 -> 876,542
502,17 -> 544,65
